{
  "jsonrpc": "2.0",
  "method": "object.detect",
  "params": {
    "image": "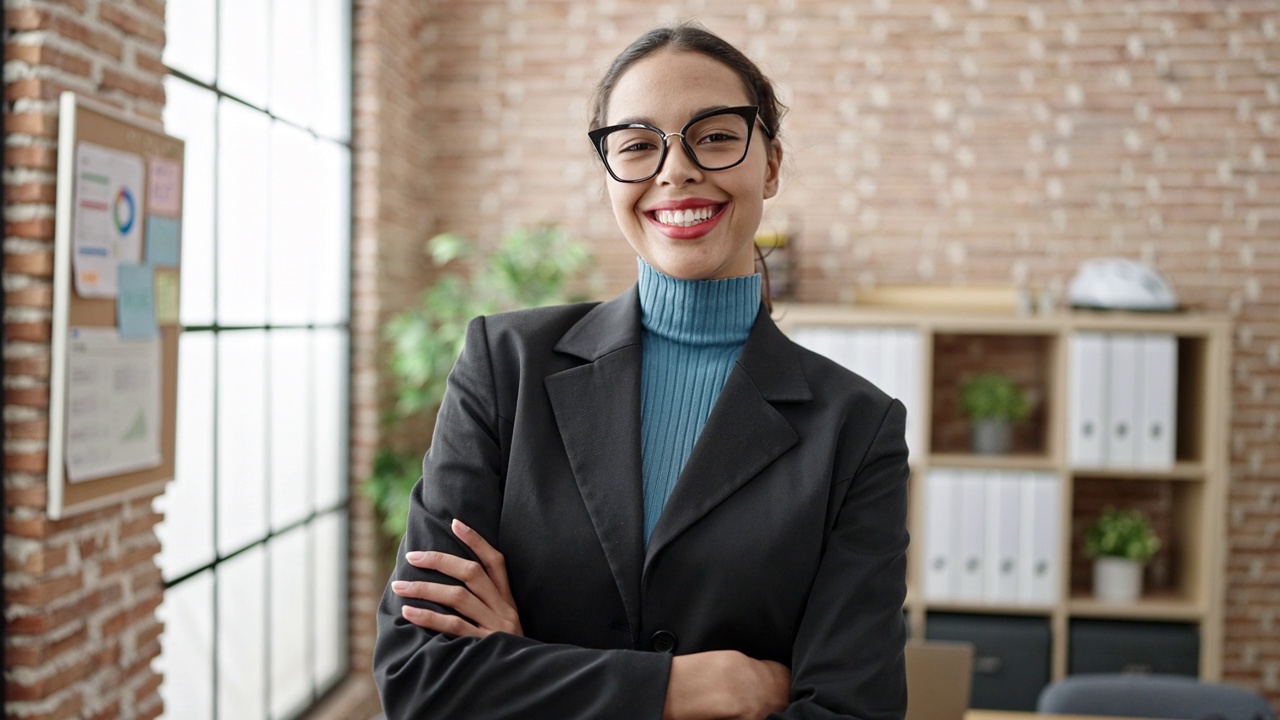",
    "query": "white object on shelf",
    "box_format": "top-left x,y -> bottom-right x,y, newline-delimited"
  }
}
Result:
983,470 -> 1021,602
1019,471 -> 1060,604
1137,334 -> 1178,469
923,469 -> 958,601
1068,332 -> 1109,468
956,470 -> 987,602
1093,556 -> 1144,602
1105,333 -> 1142,467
